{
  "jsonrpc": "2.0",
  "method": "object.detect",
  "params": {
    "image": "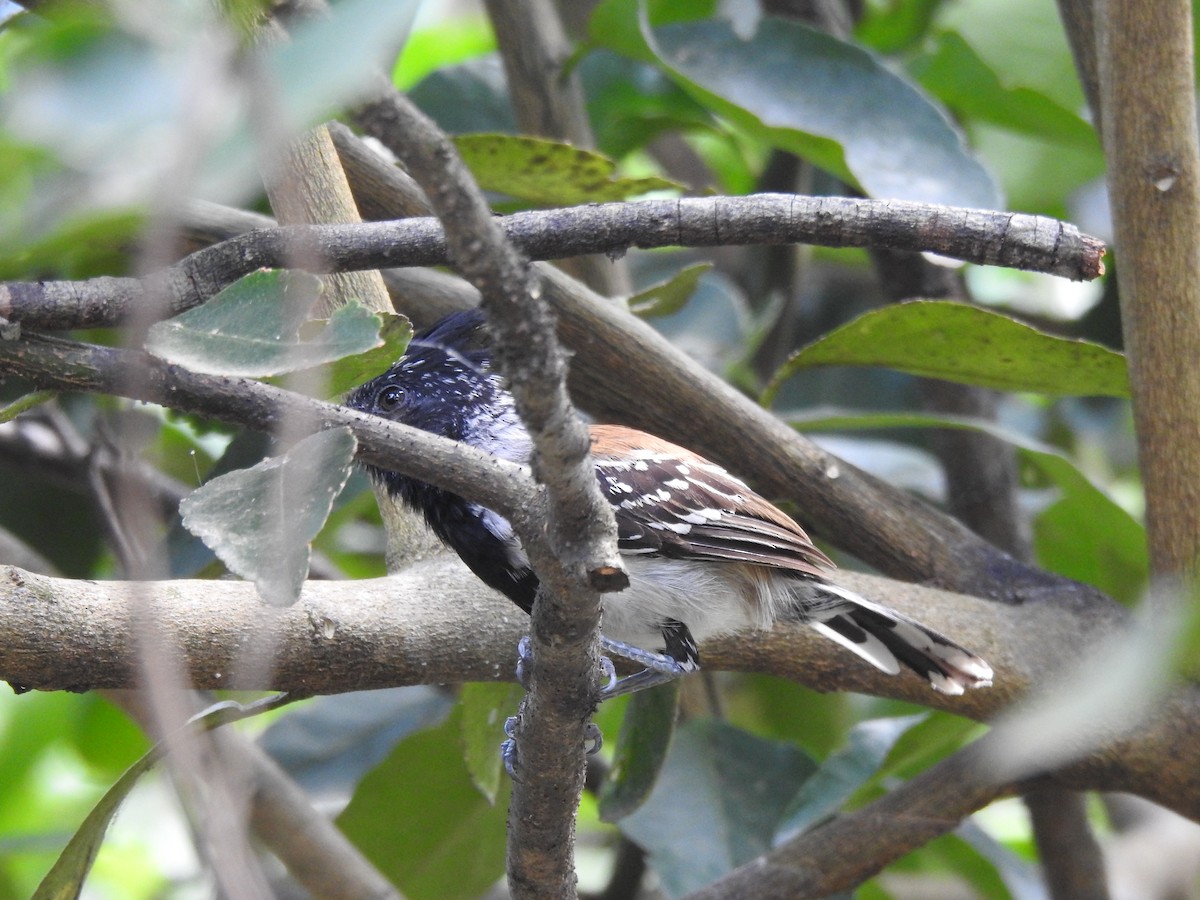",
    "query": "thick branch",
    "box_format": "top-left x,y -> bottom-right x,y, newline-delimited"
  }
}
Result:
3,562 -> 1199,823
0,196 -> 1105,330
1099,0 -> 1200,576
